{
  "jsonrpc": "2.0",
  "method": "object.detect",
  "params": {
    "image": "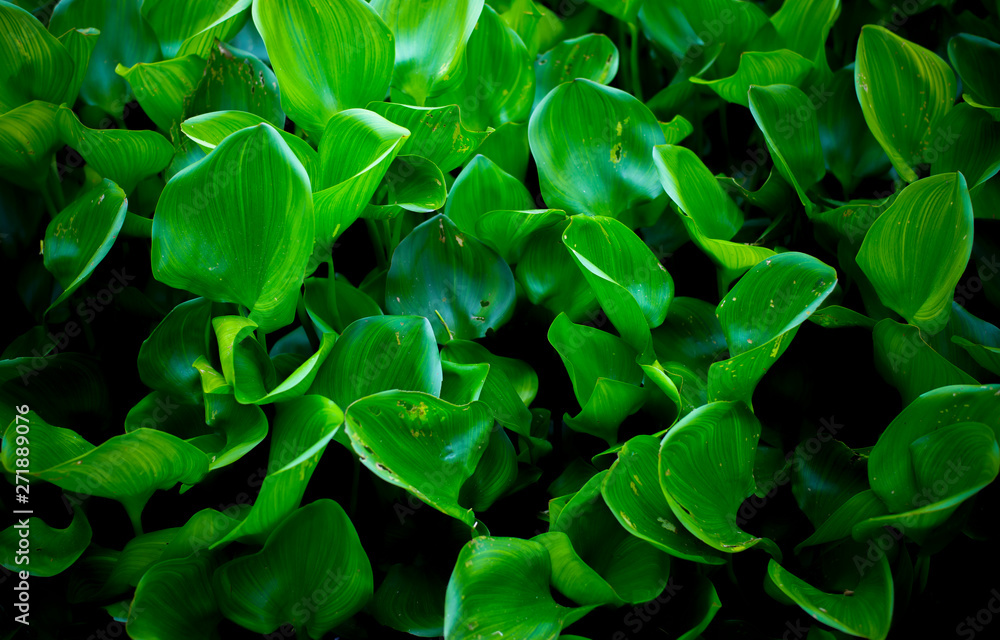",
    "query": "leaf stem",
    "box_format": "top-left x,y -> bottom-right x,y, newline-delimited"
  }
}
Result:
628,22 -> 644,102
366,219 -> 388,270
